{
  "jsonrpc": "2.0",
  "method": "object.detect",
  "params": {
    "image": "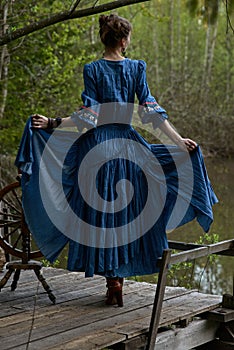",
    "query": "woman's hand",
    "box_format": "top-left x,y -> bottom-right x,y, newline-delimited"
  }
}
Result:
31,114 -> 49,129
180,138 -> 197,152
159,120 -> 197,152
